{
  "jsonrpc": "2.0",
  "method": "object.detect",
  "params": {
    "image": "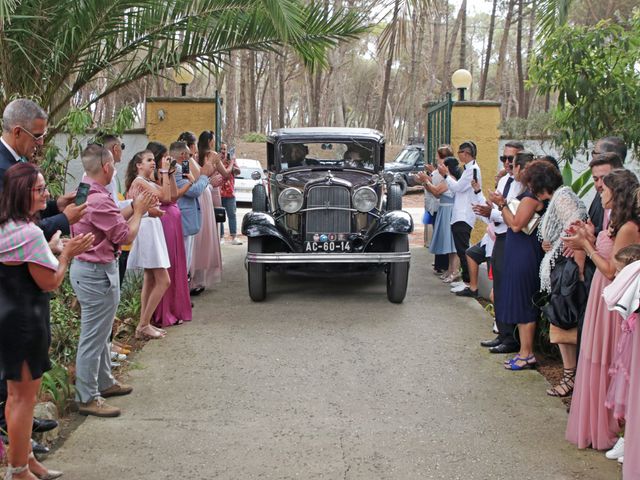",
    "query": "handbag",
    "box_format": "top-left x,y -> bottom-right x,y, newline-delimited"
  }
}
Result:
507,198 -> 541,235
214,207 -> 226,223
